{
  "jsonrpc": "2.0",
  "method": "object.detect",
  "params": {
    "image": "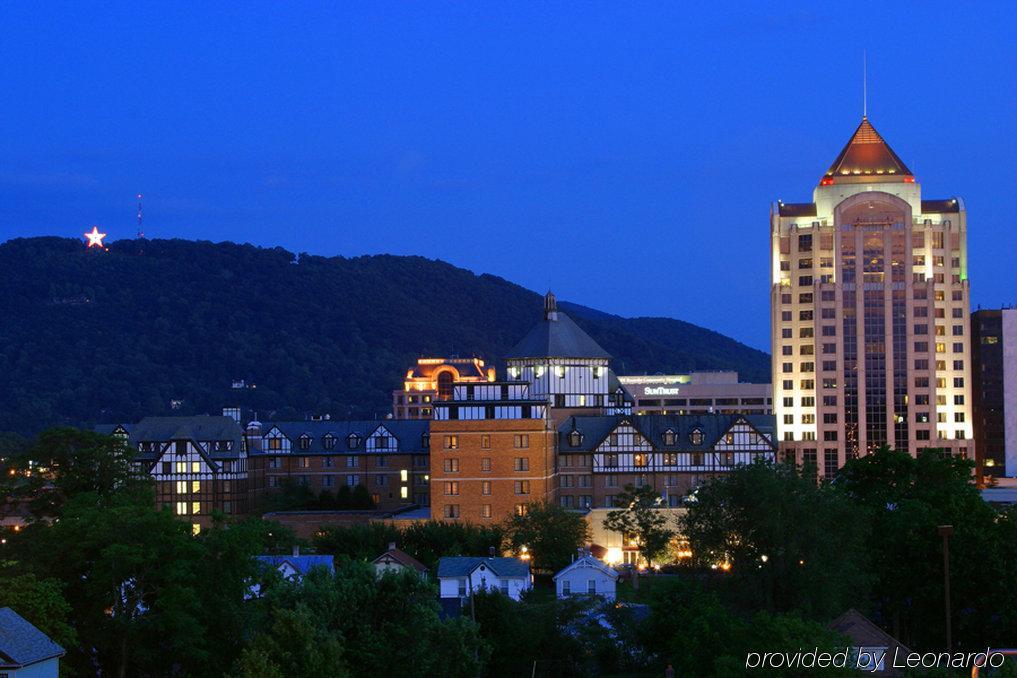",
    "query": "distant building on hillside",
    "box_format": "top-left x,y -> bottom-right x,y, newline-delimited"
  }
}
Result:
393,357 -> 495,419
0,606 -> 65,678
619,372 -> 772,416
971,308 -> 1017,477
